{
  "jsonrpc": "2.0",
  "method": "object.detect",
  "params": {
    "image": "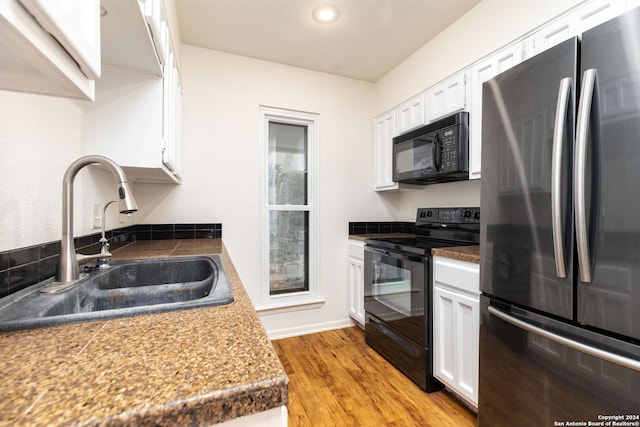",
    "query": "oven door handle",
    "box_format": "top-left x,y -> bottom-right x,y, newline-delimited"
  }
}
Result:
366,246 -> 426,263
